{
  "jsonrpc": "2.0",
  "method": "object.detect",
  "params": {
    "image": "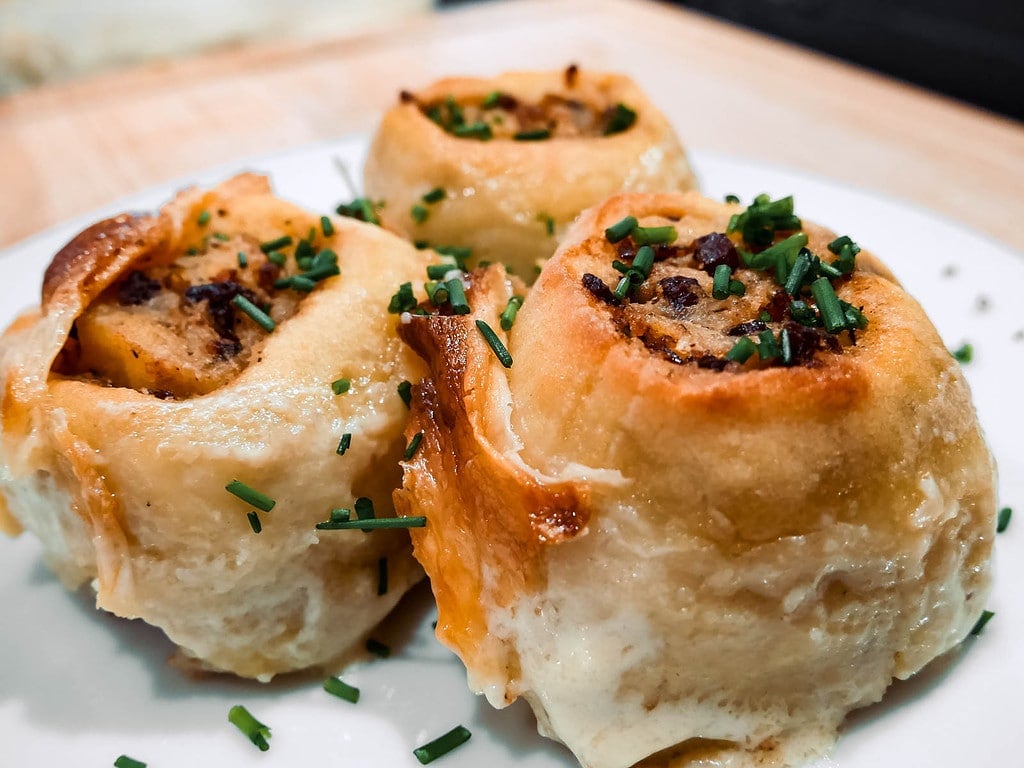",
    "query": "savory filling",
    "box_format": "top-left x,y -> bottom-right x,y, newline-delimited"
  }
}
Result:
54,218 -> 339,398
407,67 -> 637,141
580,195 -> 867,370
